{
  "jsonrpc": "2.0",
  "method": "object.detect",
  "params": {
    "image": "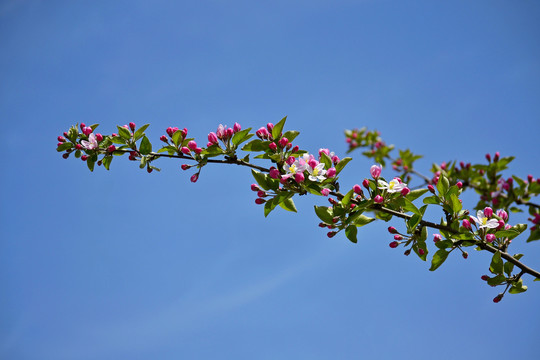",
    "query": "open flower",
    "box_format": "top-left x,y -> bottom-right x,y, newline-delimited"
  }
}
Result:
378,178 -> 407,193
307,162 -> 327,182
81,133 -> 98,150
470,210 -> 499,229
282,158 -> 307,180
